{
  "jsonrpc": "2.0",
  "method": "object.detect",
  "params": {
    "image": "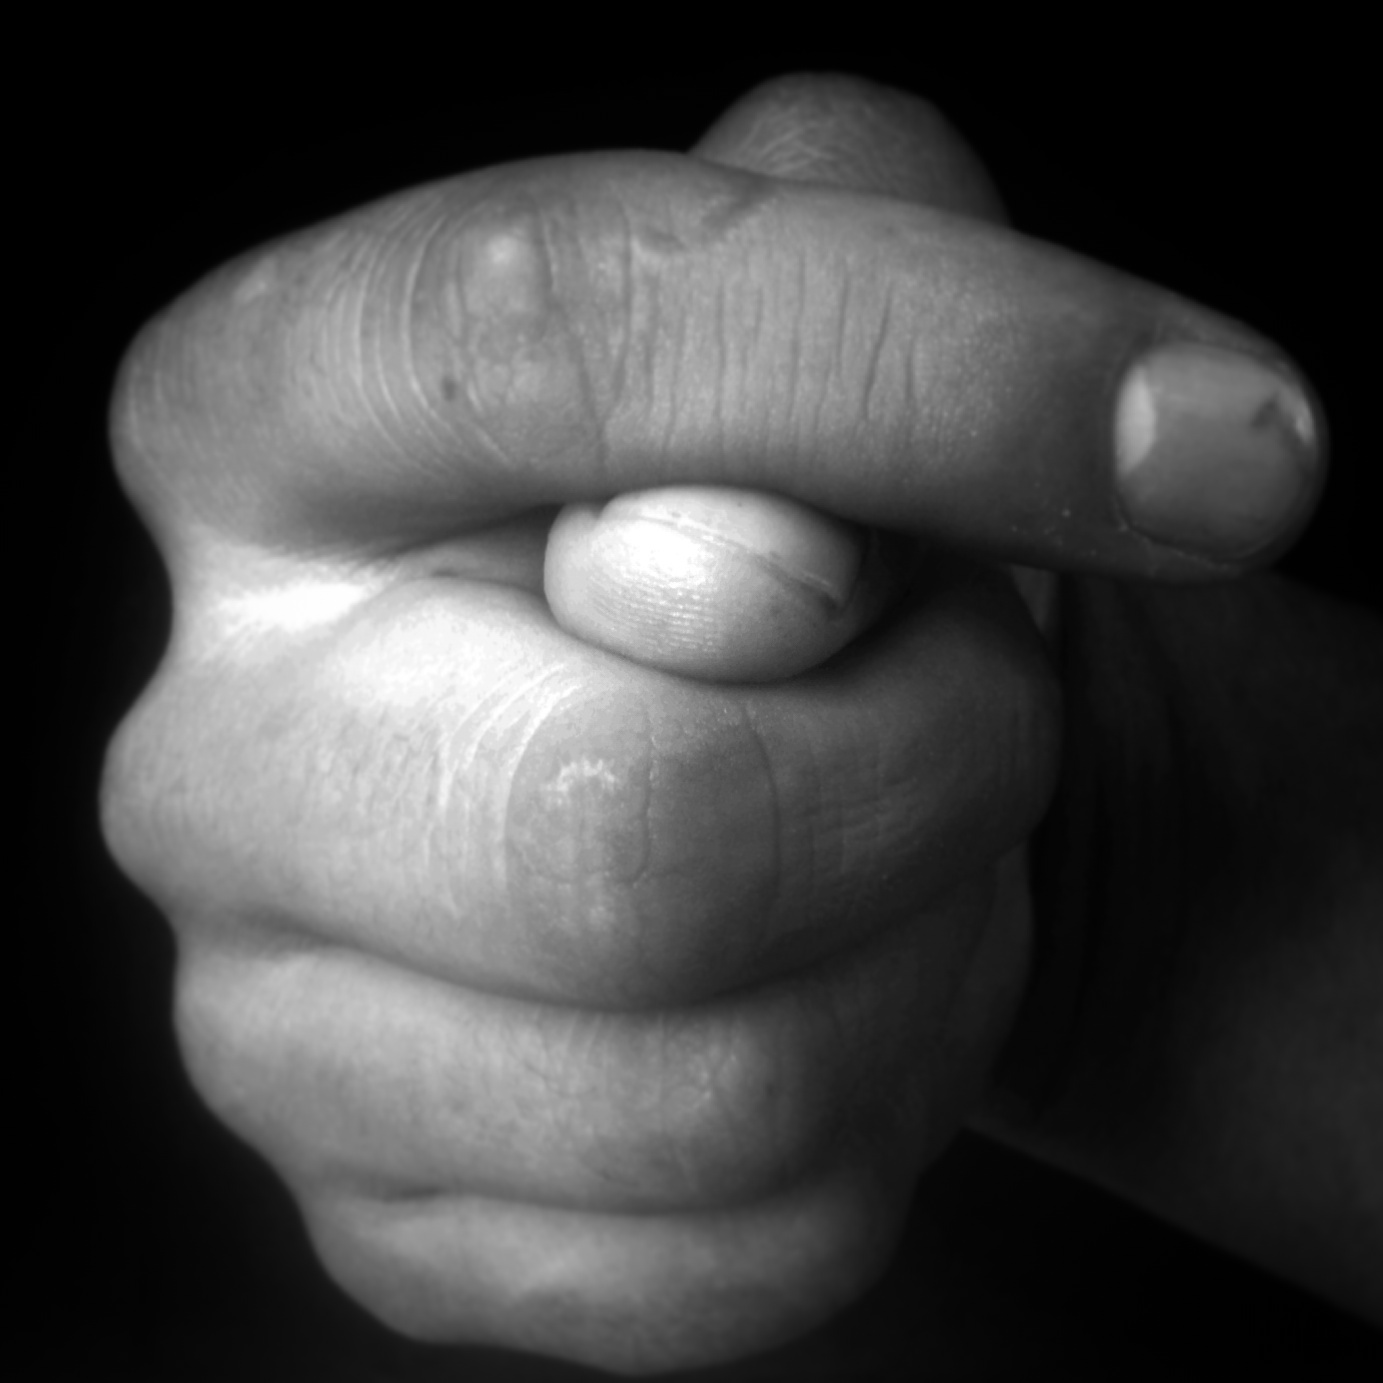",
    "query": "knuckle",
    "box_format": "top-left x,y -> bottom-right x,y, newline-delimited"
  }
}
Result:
105,241 -> 310,535
100,658 -> 283,929
170,942 -> 277,1155
409,182 -> 619,477
99,682 -> 190,911
106,311 -> 184,526
171,938 -> 343,1192
171,953 -> 237,1116
299,1194 -> 485,1350
502,690 -> 784,1004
